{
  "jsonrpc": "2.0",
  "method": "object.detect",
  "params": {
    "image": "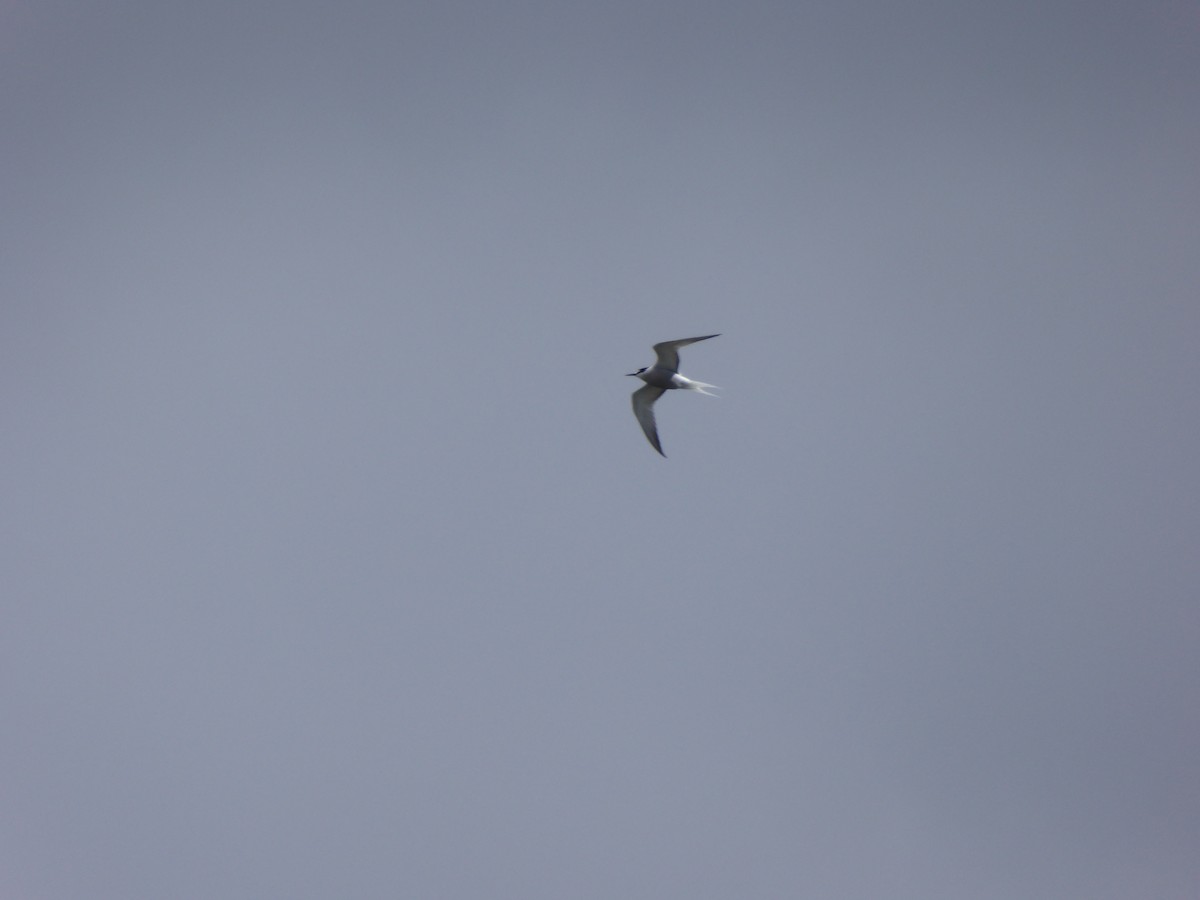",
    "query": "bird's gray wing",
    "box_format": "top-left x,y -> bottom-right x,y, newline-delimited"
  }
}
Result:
651,333 -> 720,371
631,384 -> 667,457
